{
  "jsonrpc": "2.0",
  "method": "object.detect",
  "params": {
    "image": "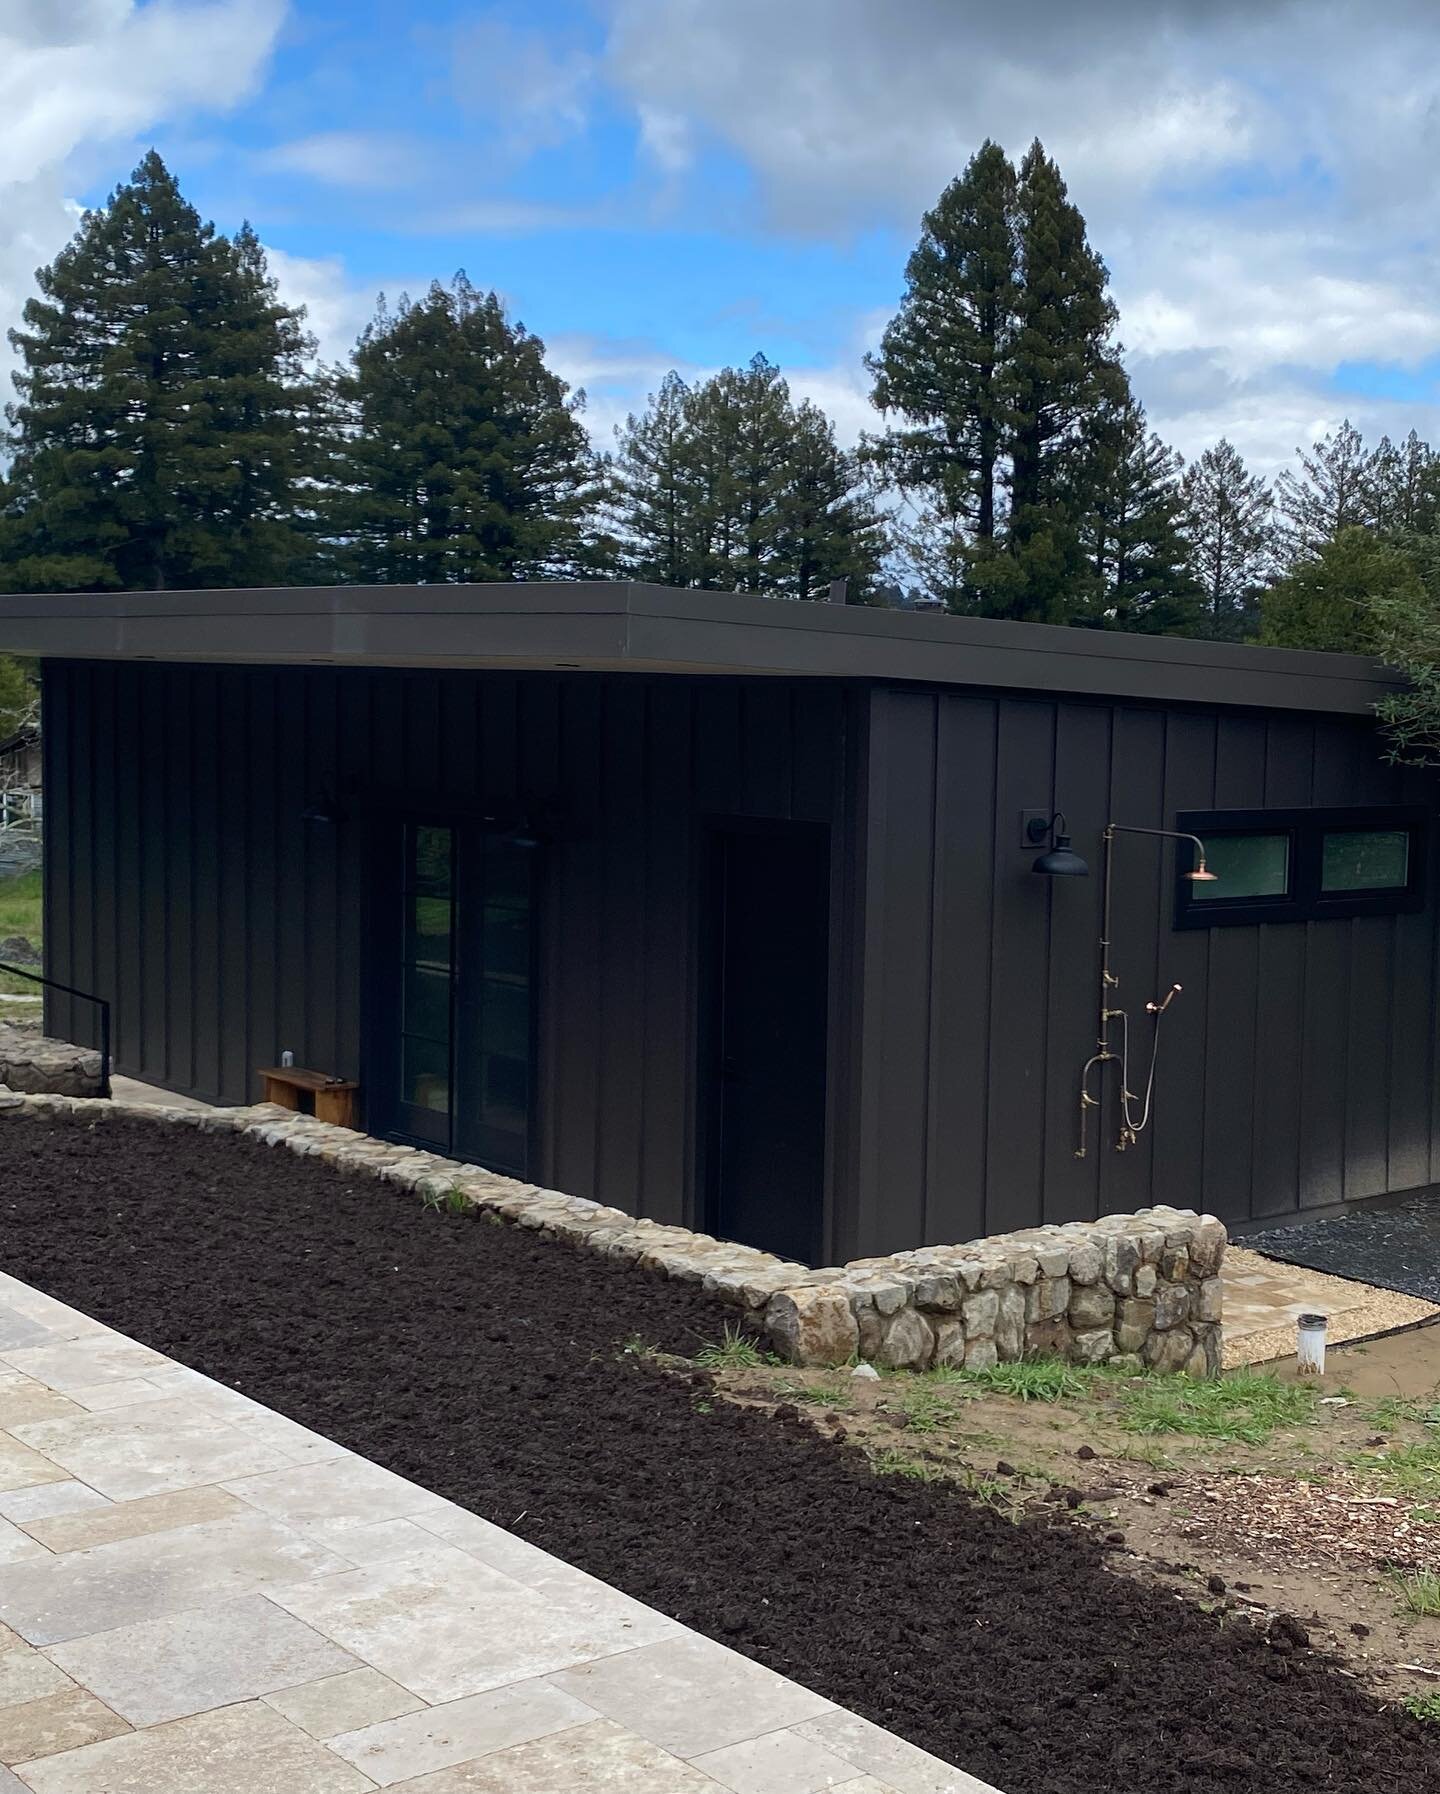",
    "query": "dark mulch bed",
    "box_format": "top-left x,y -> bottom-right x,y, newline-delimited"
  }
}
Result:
2,1116 -> 1436,1794
1248,1195 -> 1440,1305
